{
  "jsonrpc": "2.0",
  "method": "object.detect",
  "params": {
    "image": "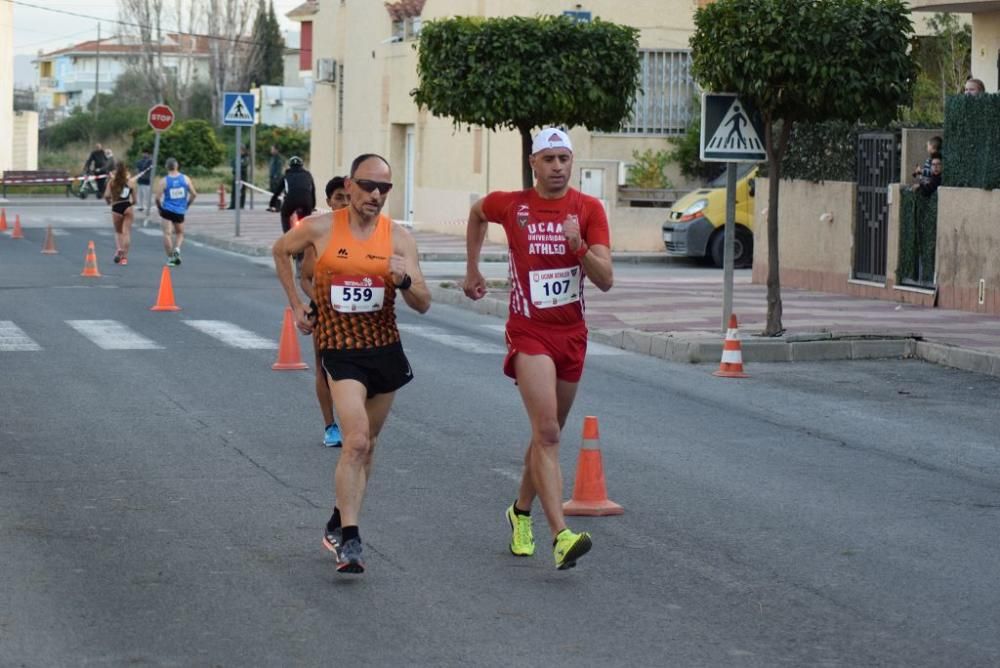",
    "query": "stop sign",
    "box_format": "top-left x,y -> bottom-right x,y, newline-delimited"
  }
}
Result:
148,104 -> 175,132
